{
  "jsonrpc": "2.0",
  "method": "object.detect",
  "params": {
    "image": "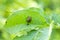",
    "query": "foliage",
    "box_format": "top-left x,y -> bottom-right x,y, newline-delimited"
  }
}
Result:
0,0 -> 60,40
